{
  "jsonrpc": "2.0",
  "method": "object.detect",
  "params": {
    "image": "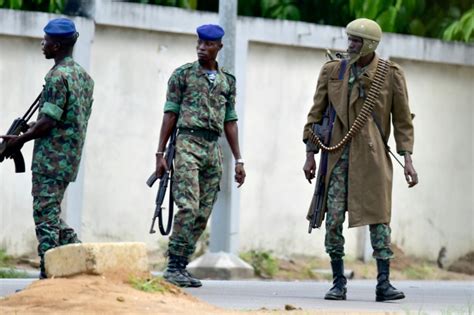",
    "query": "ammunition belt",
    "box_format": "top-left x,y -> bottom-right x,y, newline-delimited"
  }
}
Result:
309,58 -> 390,153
